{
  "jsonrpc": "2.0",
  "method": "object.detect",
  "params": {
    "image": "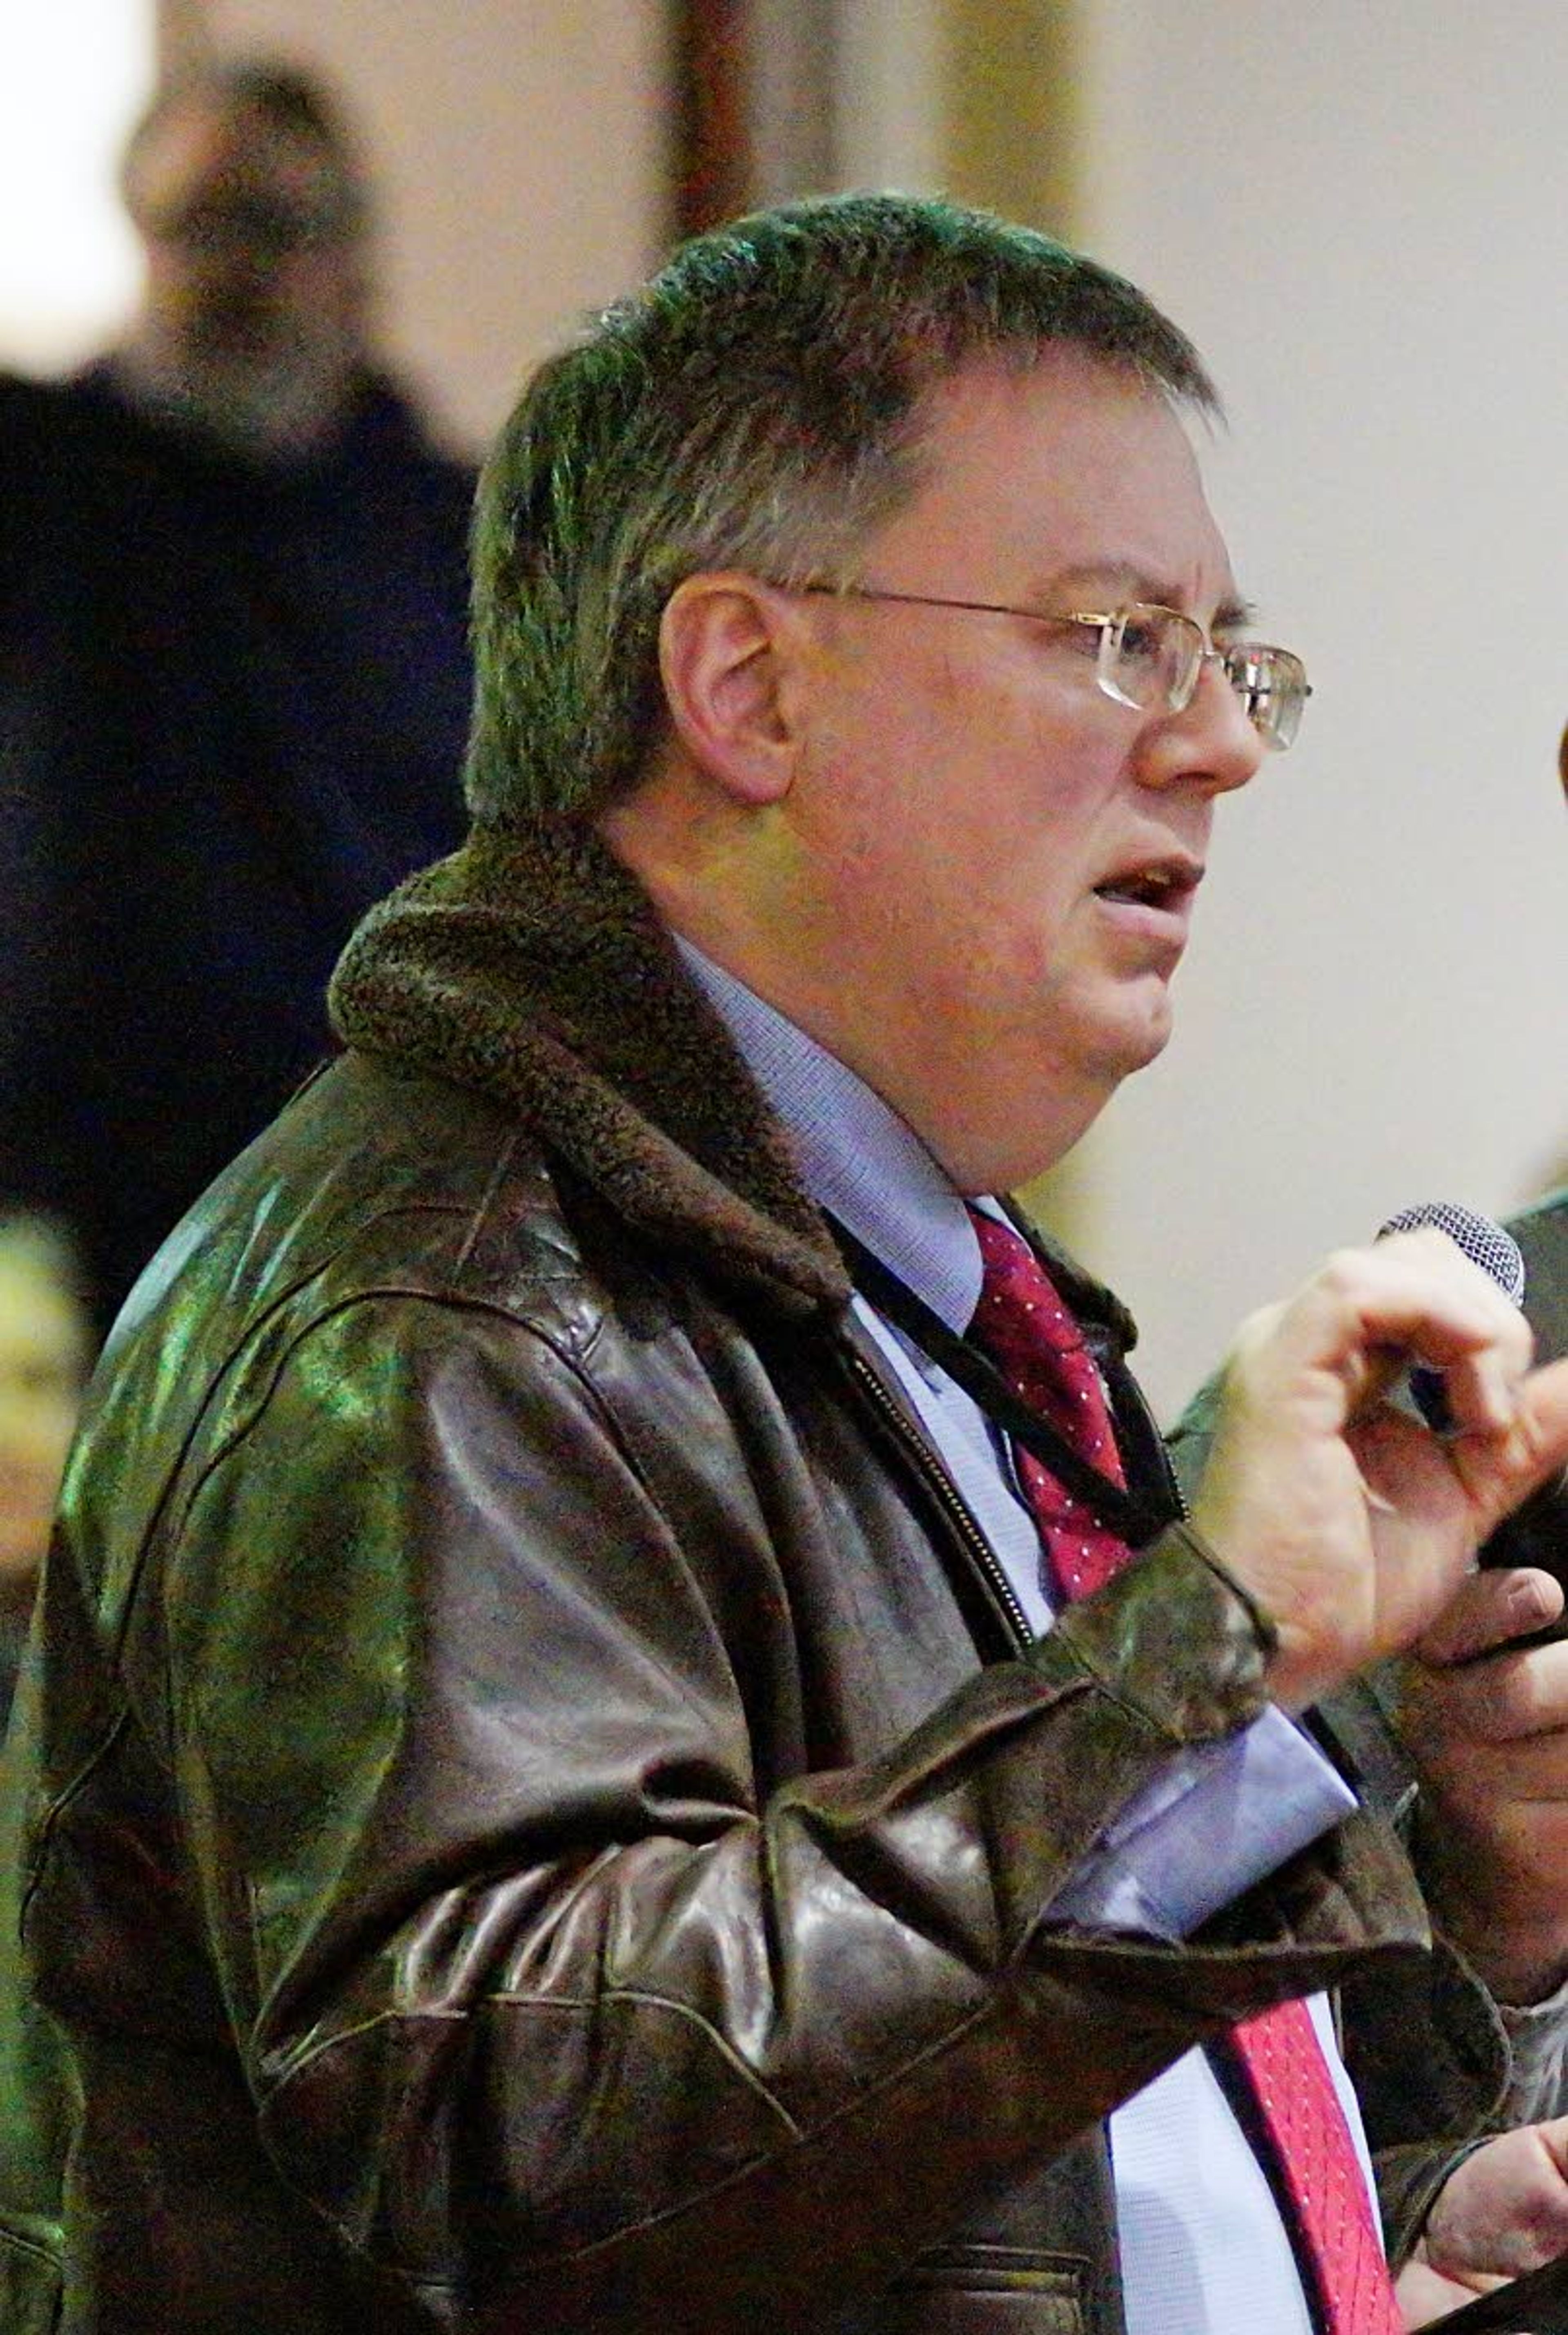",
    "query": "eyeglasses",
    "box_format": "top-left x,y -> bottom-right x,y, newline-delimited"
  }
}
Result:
797,583 -> 1311,753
